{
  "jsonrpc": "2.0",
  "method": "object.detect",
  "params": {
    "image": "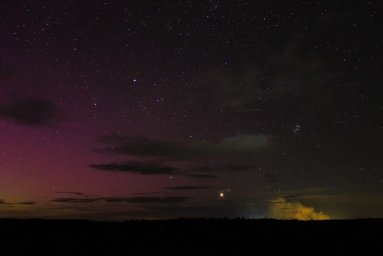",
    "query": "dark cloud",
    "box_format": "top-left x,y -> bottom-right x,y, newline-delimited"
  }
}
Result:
165,186 -> 213,191
134,192 -> 159,195
282,194 -> 301,199
0,200 -> 36,206
186,174 -> 218,179
90,136 -> 268,180
52,196 -> 191,204
190,164 -> 258,173
51,198 -> 99,204
19,201 -> 36,205
95,134 -> 274,160
0,97 -> 65,126
89,160 -> 178,175
56,191 -> 84,196
102,196 -> 190,204
264,173 -> 278,183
